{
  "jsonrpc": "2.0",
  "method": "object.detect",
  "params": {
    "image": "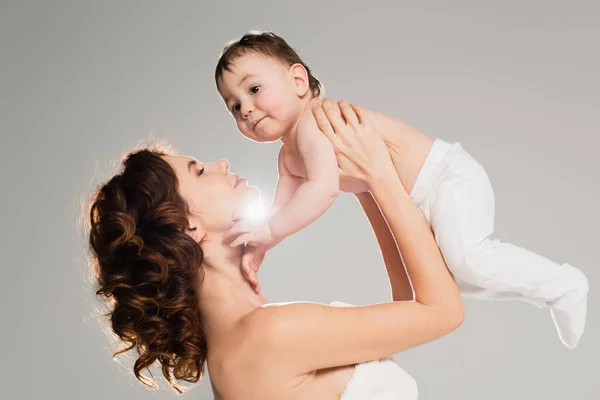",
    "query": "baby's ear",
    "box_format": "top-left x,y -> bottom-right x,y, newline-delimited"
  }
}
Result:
290,63 -> 310,97
186,214 -> 206,243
